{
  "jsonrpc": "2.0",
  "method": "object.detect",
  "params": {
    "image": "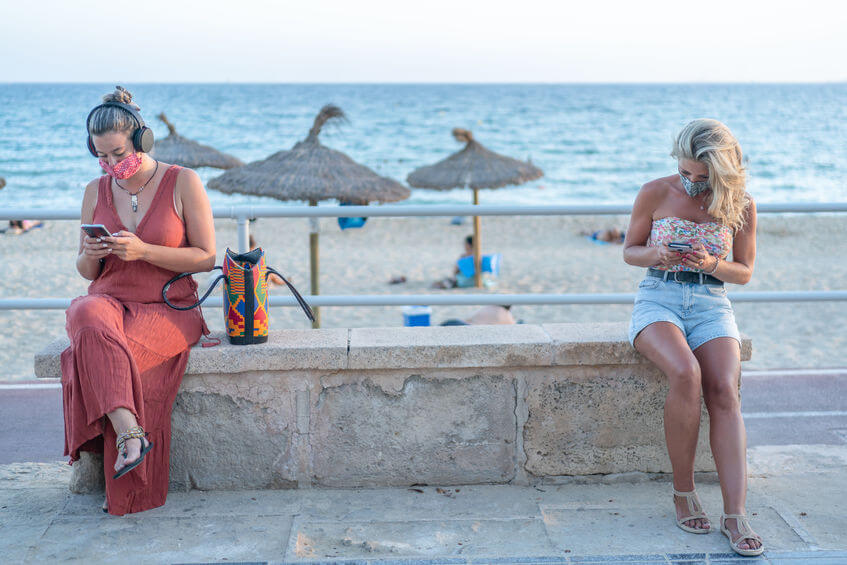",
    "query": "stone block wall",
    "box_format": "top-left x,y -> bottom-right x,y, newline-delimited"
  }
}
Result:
35,323 -> 751,491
